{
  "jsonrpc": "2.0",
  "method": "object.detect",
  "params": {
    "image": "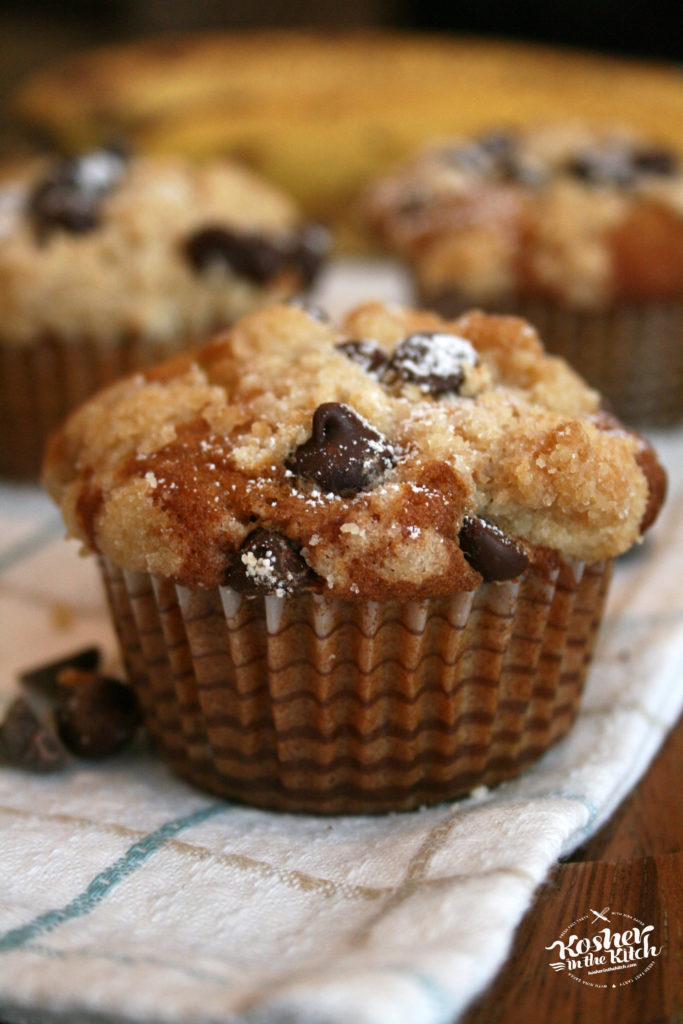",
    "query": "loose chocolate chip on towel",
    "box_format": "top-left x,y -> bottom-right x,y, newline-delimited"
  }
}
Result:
459,515 -> 529,582
225,529 -> 314,596
18,646 -> 101,702
383,332 -> 478,396
0,697 -> 69,772
286,402 -> 395,496
28,146 -> 128,240
335,338 -> 388,375
56,675 -> 141,759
